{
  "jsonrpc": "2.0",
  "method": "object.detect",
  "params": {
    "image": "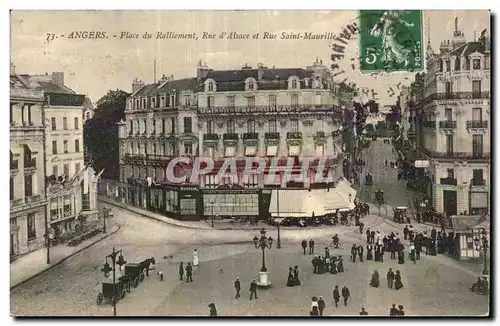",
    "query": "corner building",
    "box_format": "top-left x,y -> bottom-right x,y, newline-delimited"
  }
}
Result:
117,59 -> 354,221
